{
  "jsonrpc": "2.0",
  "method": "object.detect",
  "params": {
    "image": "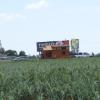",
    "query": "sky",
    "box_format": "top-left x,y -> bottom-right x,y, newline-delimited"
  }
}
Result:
0,0 -> 100,55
